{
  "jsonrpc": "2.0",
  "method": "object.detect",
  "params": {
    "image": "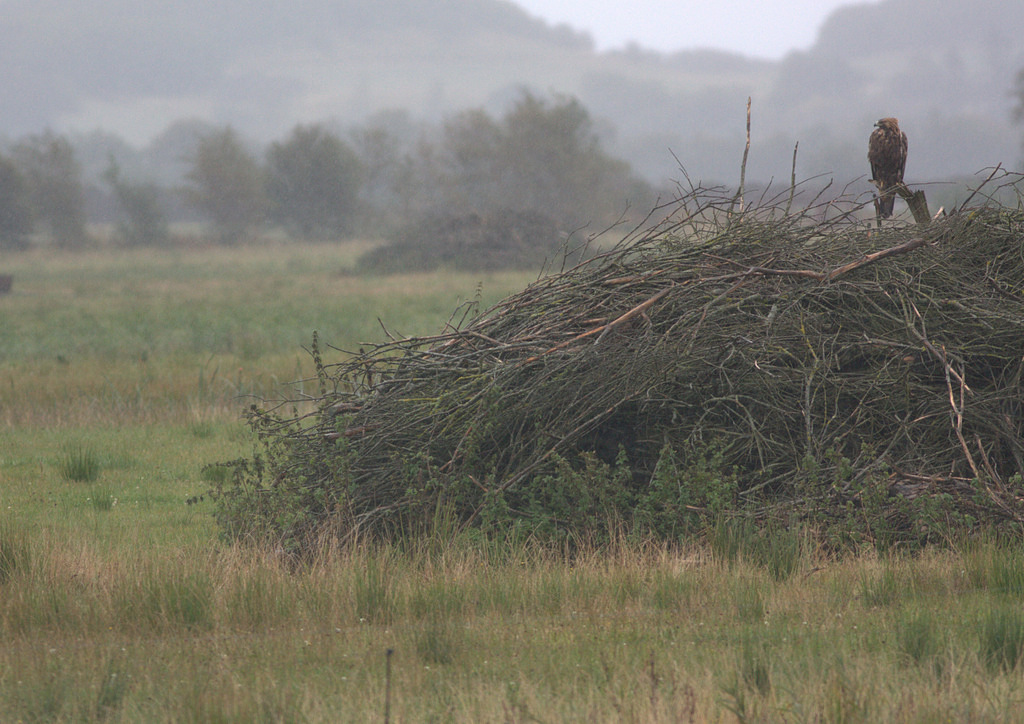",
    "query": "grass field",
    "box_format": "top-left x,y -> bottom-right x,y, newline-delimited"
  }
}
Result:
2,240 -> 1024,722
